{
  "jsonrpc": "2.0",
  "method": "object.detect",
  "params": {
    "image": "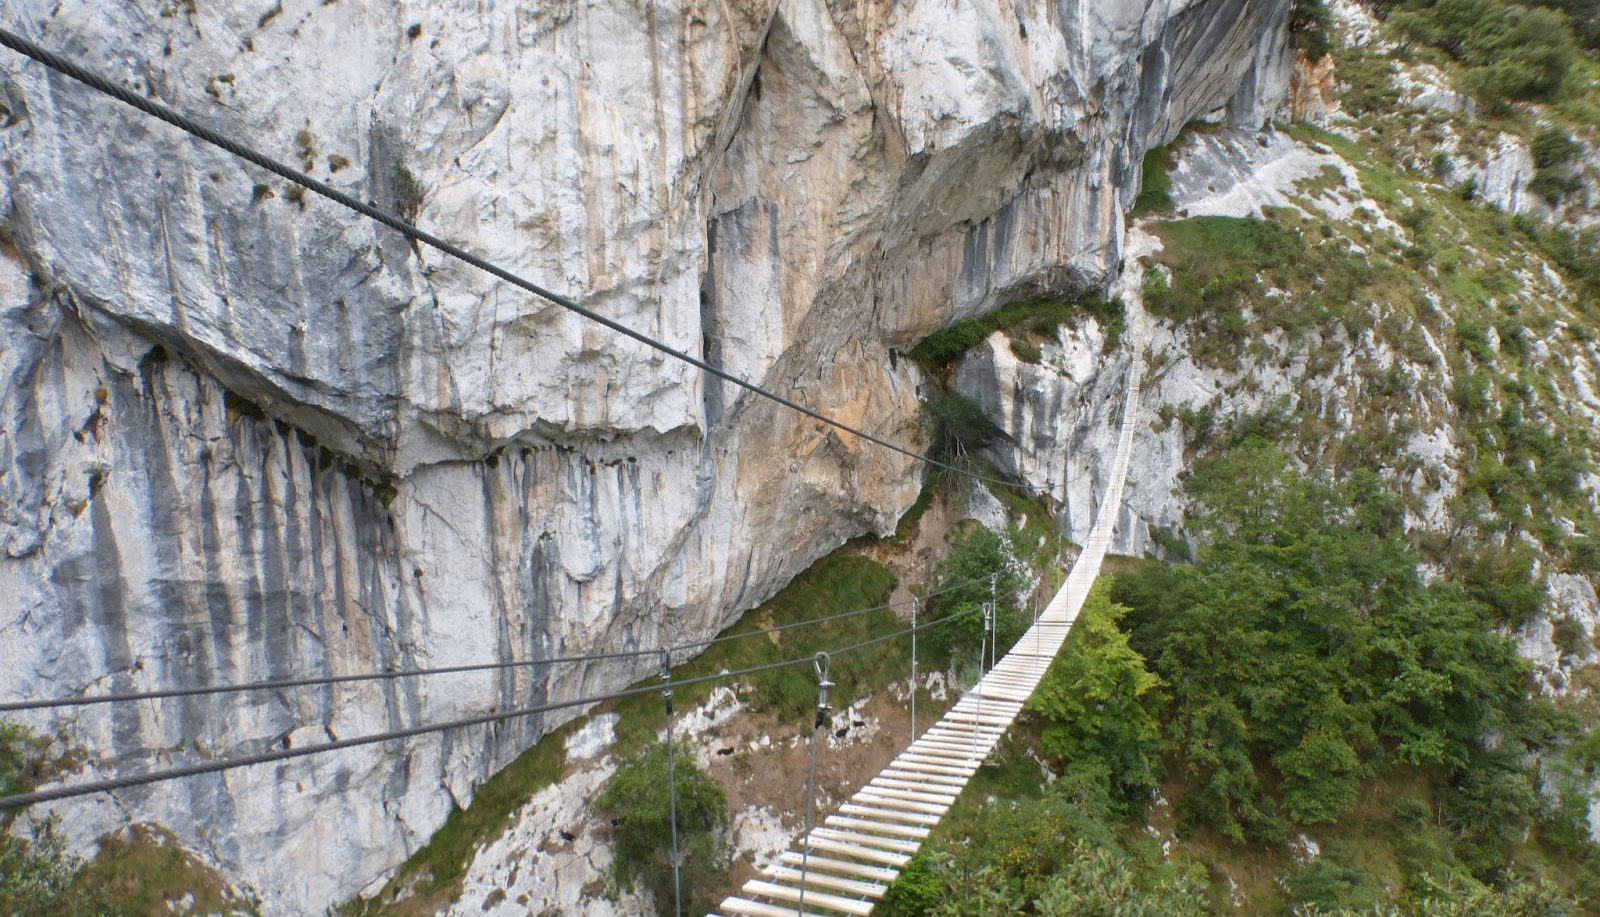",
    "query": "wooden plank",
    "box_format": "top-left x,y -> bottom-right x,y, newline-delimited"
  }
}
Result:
879,768 -> 966,788
868,777 -> 958,796
777,851 -> 900,883
739,880 -> 874,915
852,791 -> 948,815
718,894 -> 838,917
897,747 -> 978,764
909,735 -> 986,750
810,827 -> 921,853
824,815 -> 930,838
897,750 -> 978,766
885,759 -> 972,778
861,782 -> 956,804
837,803 -> 940,826
798,836 -> 910,866
924,725 -> 1002,740
764,866 -> 888,899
